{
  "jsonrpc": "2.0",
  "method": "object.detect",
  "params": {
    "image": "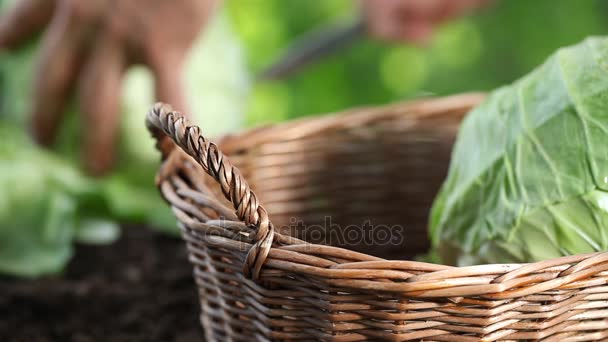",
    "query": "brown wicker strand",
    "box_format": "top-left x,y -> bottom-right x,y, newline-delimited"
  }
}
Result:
146,103 -> 274,280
